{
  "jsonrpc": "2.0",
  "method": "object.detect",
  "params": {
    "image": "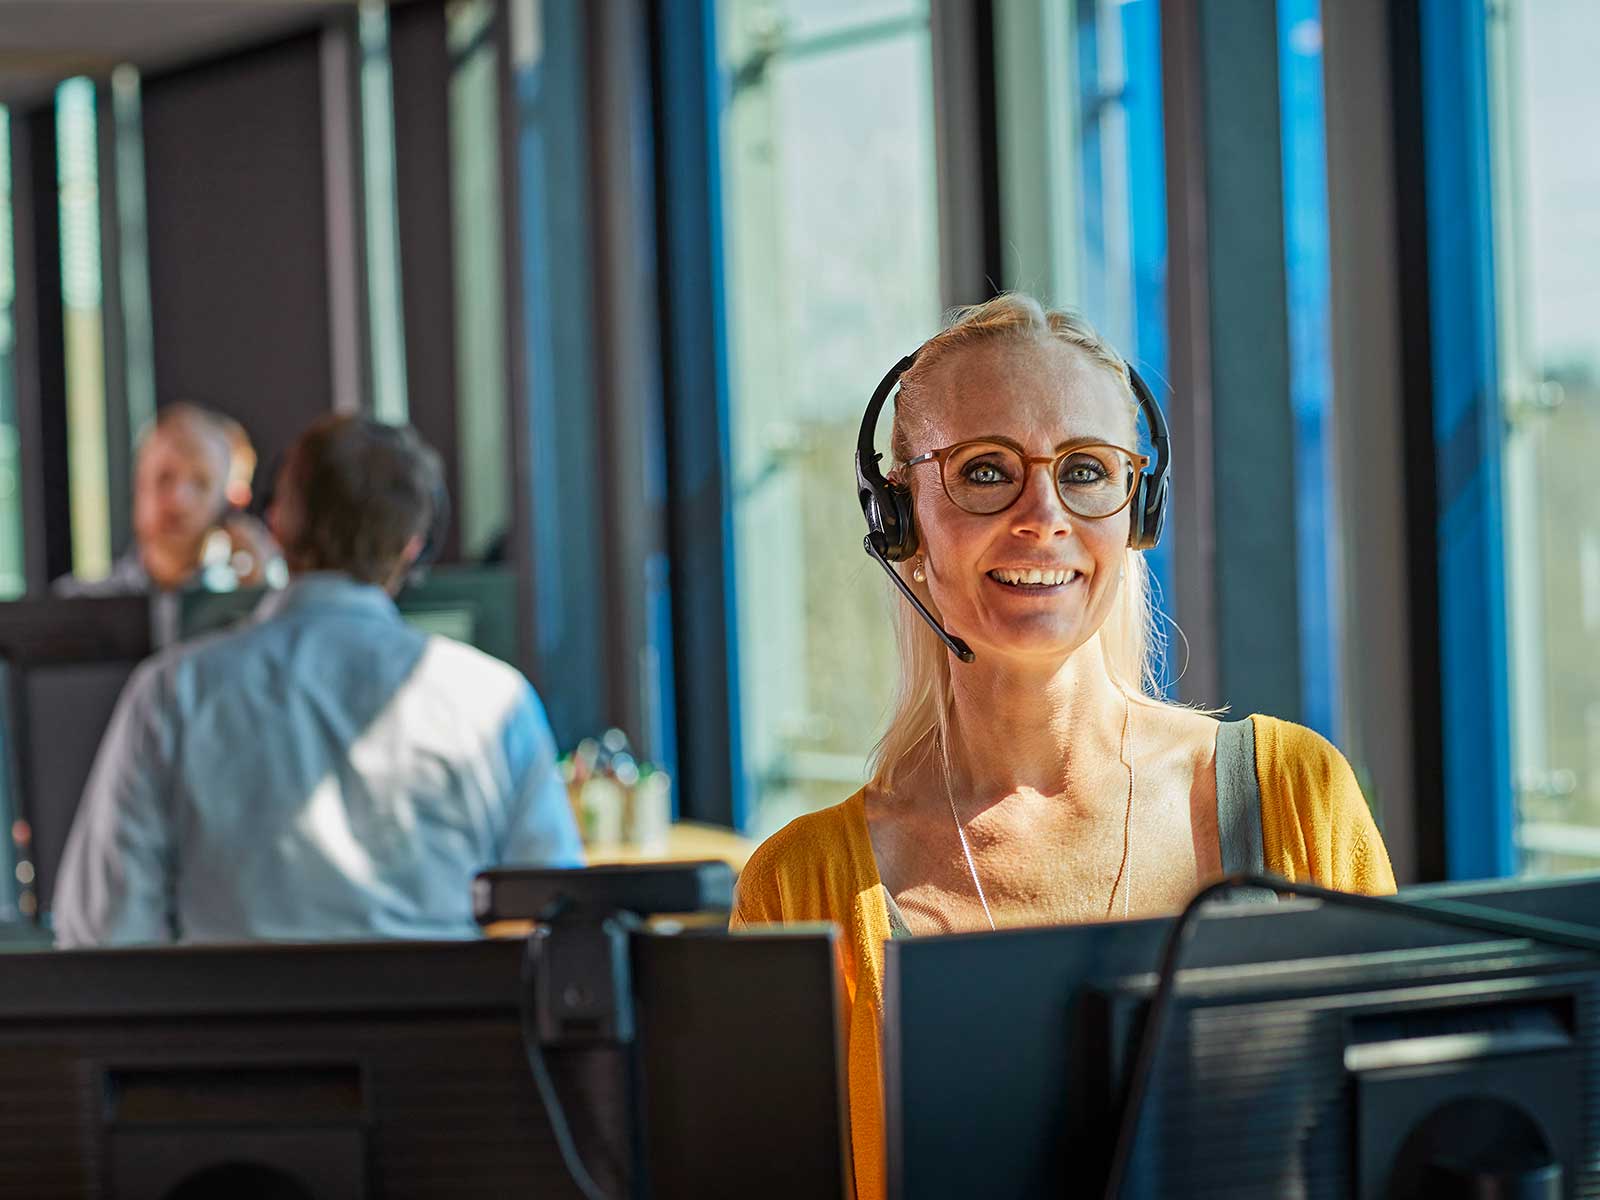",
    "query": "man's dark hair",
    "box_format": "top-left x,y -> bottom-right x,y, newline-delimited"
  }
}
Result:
280,414 -> 444,586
